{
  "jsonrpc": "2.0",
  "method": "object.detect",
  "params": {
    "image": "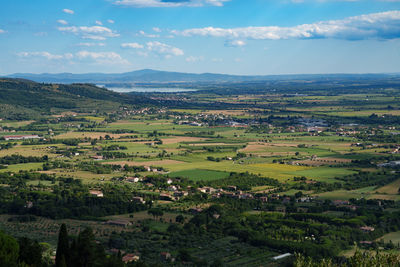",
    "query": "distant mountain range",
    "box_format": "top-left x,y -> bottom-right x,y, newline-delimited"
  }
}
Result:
6,69 -> 399,84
